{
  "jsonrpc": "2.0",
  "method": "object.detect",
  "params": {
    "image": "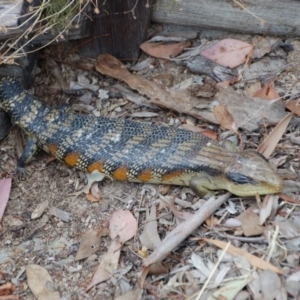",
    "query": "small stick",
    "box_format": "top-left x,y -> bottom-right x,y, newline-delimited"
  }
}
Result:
143,193 -> 231,267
